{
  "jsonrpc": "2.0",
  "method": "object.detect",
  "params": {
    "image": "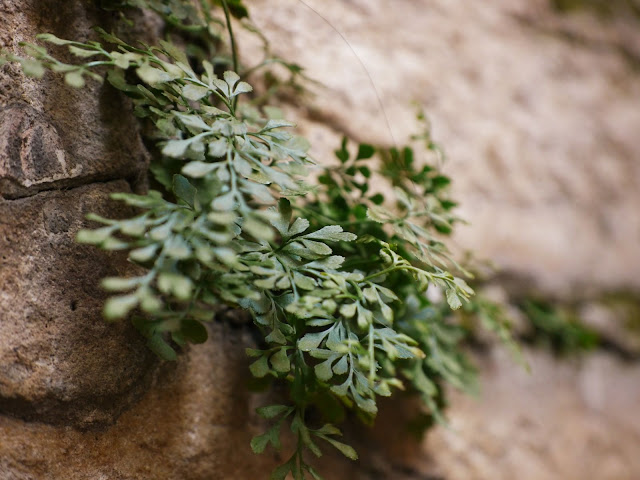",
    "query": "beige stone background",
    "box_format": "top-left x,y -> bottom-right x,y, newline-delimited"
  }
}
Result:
1,0 -> 640,479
